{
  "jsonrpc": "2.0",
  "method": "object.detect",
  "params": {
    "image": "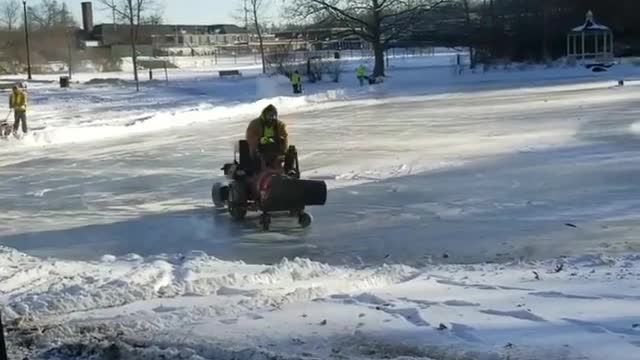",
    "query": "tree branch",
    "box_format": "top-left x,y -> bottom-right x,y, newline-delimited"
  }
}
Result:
379,0 -> 450,21
306,0 -> 371,29
97,0 -> 130,22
